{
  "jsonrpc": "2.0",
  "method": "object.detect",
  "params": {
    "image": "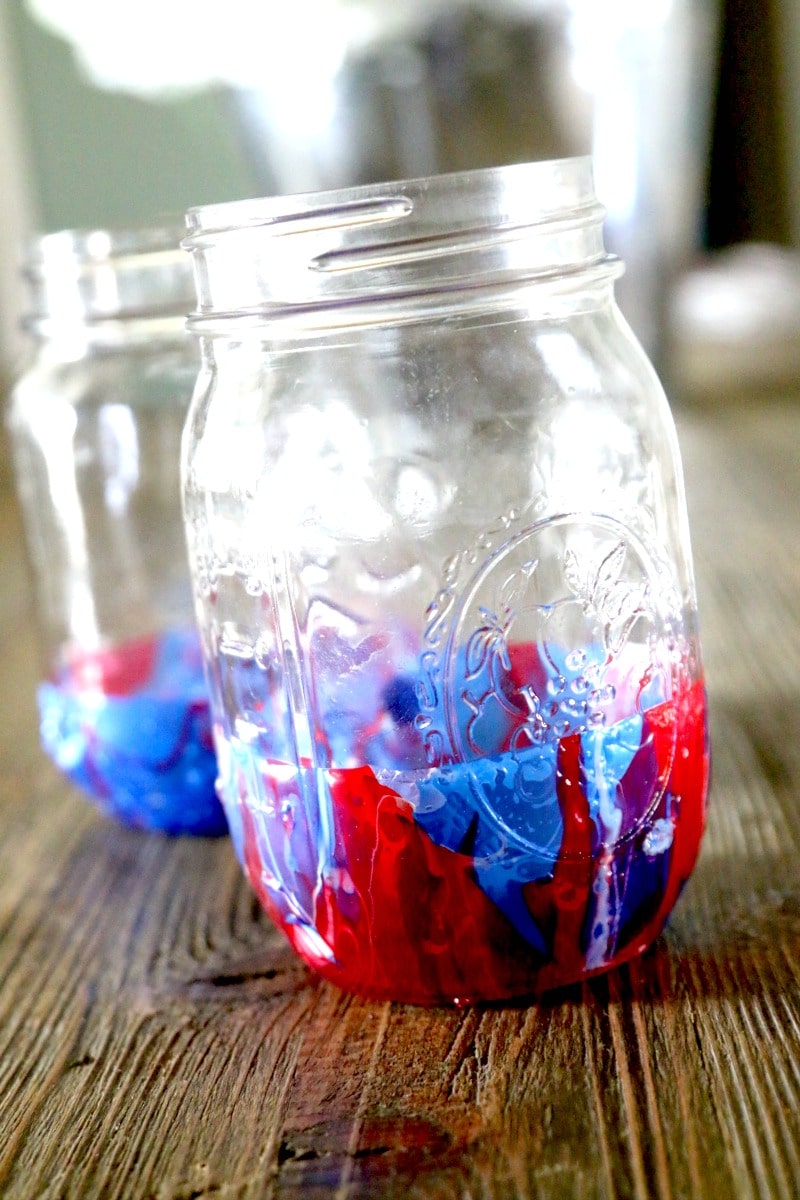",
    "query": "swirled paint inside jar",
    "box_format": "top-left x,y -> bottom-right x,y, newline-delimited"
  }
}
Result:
214,630 -> 708,1003
38,628 -> 226,836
